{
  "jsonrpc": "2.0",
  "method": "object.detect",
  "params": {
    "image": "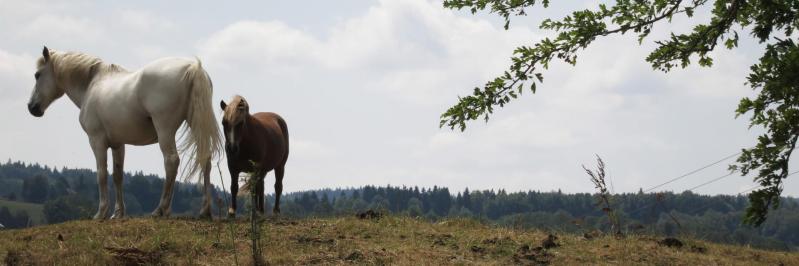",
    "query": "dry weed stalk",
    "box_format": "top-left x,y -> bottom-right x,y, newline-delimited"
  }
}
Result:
582,155 -> 622,237
216,162 -> 239,265
242,161 -> 266,265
